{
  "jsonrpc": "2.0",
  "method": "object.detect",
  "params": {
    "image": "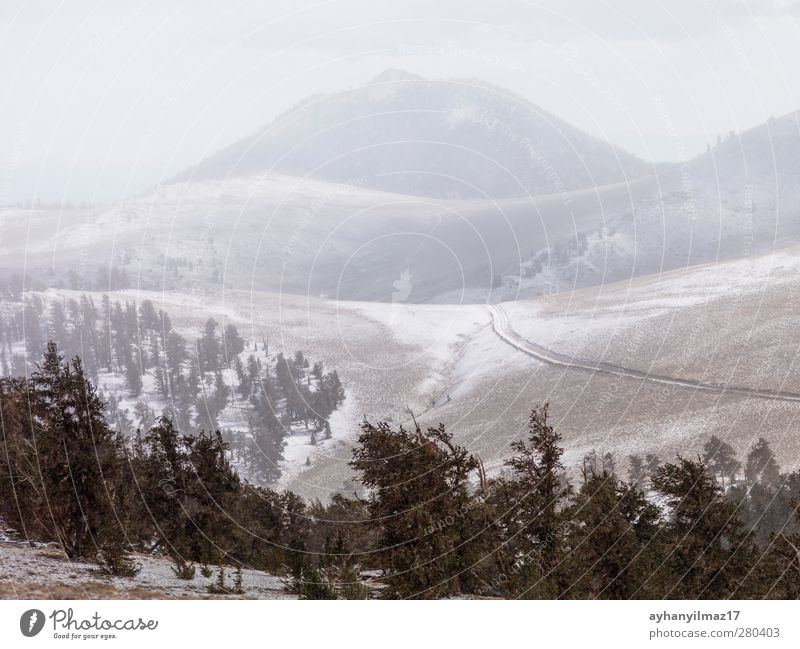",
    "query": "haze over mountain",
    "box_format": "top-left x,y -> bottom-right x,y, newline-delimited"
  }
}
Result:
6,3 -> 800,608
2,74 -> 799,304
2,70 -> 800,501
185,69 -> 652,200
691,109 -> 800,185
